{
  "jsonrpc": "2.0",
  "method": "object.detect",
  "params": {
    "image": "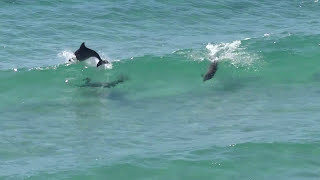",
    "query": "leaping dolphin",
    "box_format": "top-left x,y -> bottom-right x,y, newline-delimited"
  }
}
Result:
70,42 -> 109,67
203,61 -> 218,82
